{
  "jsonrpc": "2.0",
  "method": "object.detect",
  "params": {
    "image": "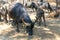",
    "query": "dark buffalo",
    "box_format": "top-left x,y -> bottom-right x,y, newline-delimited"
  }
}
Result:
38,2 -> 53,12
8,2 -> 34,35
25,2 -> 37,11
31,4 -> 46,26
35,7 -> 46,26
